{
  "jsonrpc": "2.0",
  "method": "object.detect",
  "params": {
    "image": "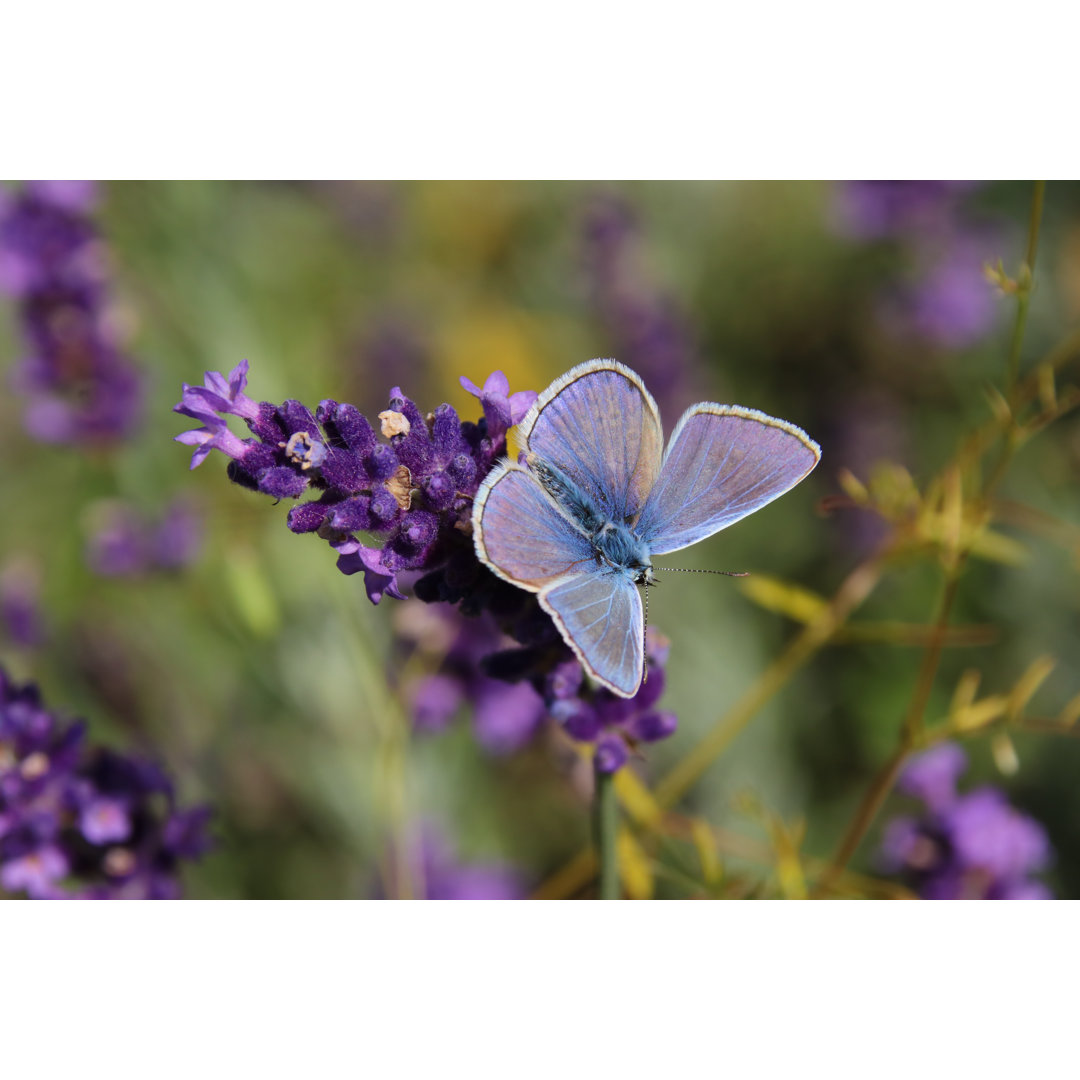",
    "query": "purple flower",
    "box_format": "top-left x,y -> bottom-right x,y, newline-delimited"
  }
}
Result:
831,182 -> 1003,349
897,742 -> 967,814
1,843 -> 69,897
174,359 -> 260,469
473,679 -> 547,756
174,363 -> 537,611
581,193 -> 698,415
333,539 -> 406,605
408,673 -> 464,734
0,666 -> 211,899
945,788 -> 1050,882
84,499 -> 203,577
543,628 -> 678,772
79,796 -> 131,844
0,181 -> 142,445
382,824 -> 524,900
832,181 -> 979,240
0,559 -> 46,648
460,370 -> 537,443
398,604 -> 546,754
880,742 -> 1053,900
877,231 -> 1002,349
